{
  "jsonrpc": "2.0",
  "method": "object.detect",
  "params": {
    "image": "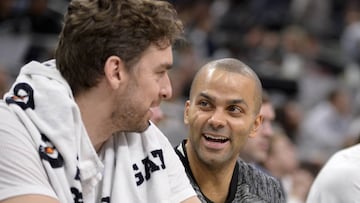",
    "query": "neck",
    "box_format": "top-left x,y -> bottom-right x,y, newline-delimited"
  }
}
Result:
75,86 -> 114,152
186,142 -> 236,203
